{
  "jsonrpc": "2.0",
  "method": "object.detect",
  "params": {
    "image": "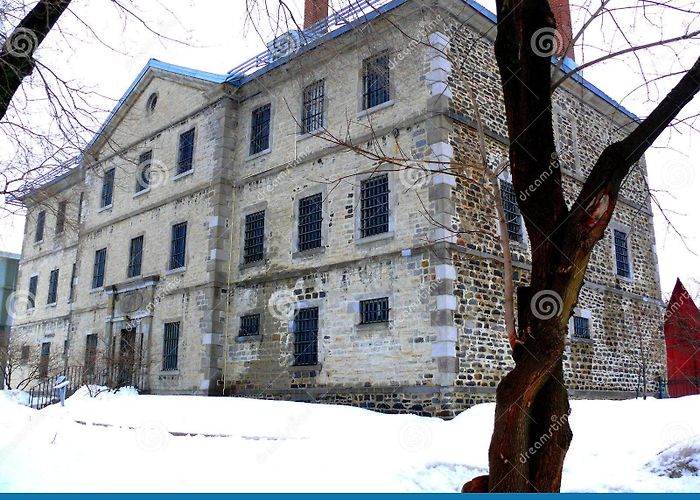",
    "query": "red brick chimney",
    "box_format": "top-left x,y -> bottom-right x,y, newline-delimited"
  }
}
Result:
550,0 -> 575,60
304,0 -> 329,30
